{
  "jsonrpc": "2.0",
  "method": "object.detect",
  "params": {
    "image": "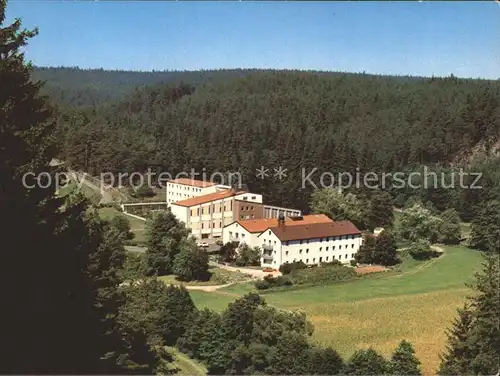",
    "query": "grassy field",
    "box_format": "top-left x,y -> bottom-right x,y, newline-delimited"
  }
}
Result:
98,207 -> 147,244
166,346 -> 207,376
159,267 -> 251,286
189,246 -> 483,375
